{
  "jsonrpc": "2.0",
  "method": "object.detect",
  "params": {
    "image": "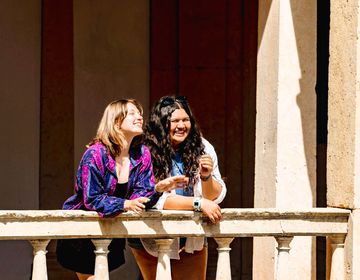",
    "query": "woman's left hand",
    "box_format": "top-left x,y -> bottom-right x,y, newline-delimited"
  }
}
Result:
199,154 -> 214,177
200,198 -> 222,224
